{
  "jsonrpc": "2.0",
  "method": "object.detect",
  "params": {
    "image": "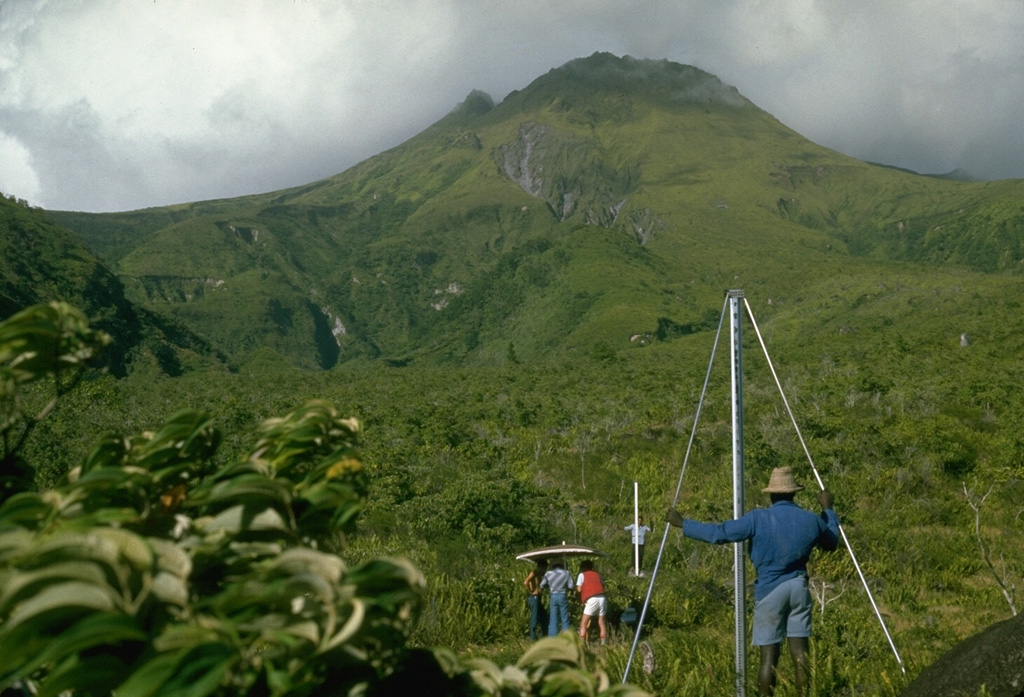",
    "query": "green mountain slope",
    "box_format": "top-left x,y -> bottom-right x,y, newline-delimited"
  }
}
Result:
0,195 -> 229,376
47,53 -> 1024,371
